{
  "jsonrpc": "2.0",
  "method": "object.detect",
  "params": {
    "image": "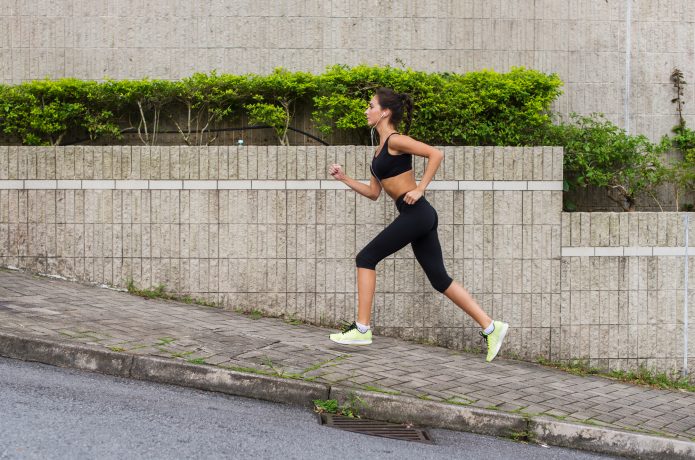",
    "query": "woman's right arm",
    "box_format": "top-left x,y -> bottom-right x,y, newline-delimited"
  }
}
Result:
328,164 -> 381,201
